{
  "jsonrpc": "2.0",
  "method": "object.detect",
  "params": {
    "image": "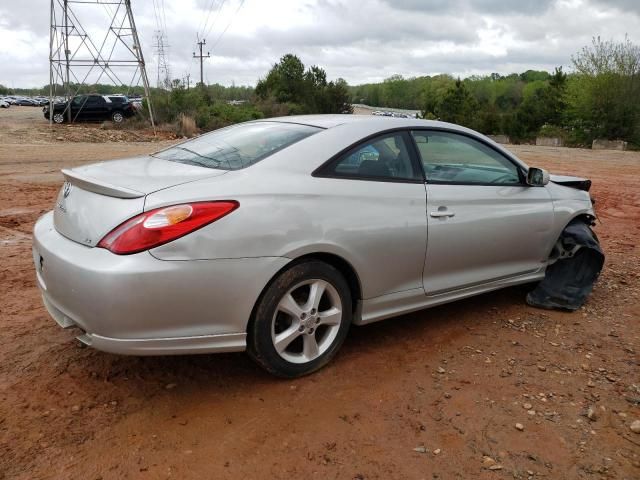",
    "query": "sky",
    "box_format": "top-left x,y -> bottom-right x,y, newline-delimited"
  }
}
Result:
0,0 -> 639,89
